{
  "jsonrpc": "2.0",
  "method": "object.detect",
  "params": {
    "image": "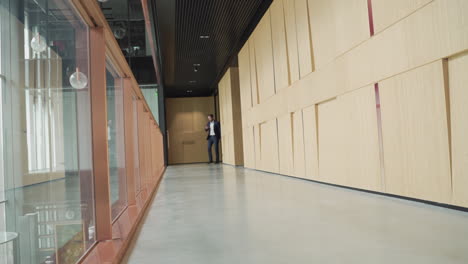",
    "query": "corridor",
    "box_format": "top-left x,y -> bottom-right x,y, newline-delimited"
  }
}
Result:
124,164 -> 468,264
